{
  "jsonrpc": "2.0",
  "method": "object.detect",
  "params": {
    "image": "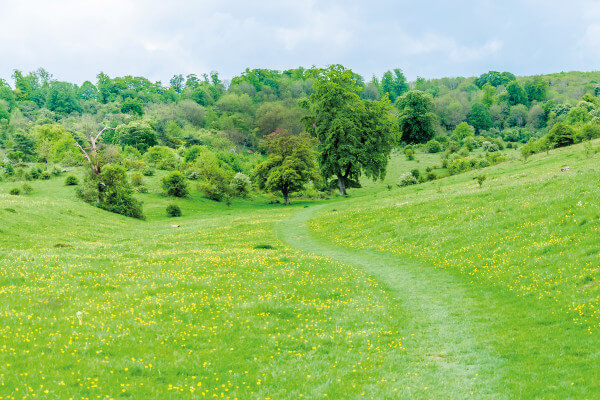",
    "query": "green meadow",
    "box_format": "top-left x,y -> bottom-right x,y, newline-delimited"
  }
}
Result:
1,141 -> 599,399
